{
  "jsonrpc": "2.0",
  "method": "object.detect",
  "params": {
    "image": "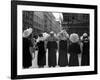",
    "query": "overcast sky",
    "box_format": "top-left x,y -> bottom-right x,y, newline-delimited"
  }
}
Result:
52,12 -> 63,22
